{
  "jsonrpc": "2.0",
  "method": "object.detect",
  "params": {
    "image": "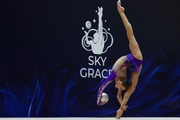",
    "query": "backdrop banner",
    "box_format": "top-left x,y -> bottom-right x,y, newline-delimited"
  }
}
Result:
0,0 -> 180,117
